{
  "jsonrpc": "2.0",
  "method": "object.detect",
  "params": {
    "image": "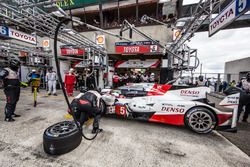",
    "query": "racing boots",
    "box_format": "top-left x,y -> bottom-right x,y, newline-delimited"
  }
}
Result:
4,117 -> 15,122
12,114 -> 21,117
92,128 -> 103,134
